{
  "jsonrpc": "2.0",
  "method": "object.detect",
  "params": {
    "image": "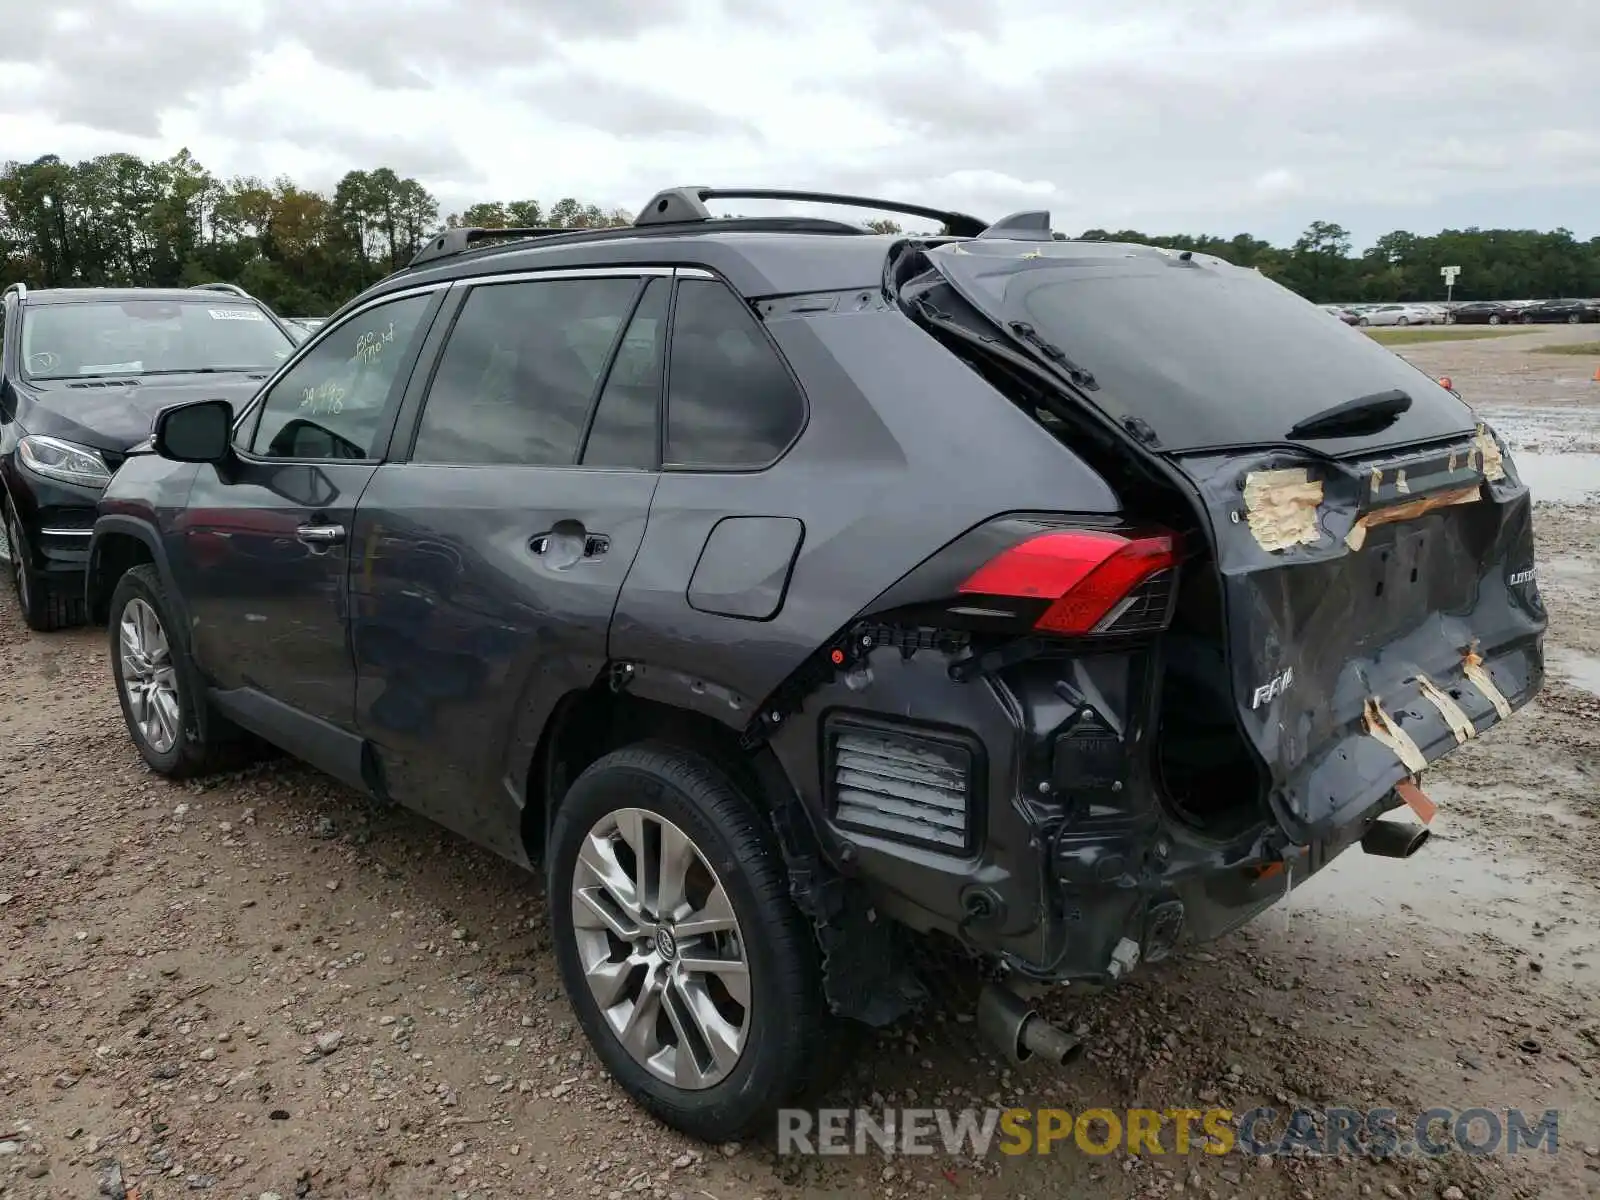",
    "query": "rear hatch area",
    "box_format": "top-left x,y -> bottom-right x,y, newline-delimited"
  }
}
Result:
913,236 -> 1545,848
1179,432 -> 1542,841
